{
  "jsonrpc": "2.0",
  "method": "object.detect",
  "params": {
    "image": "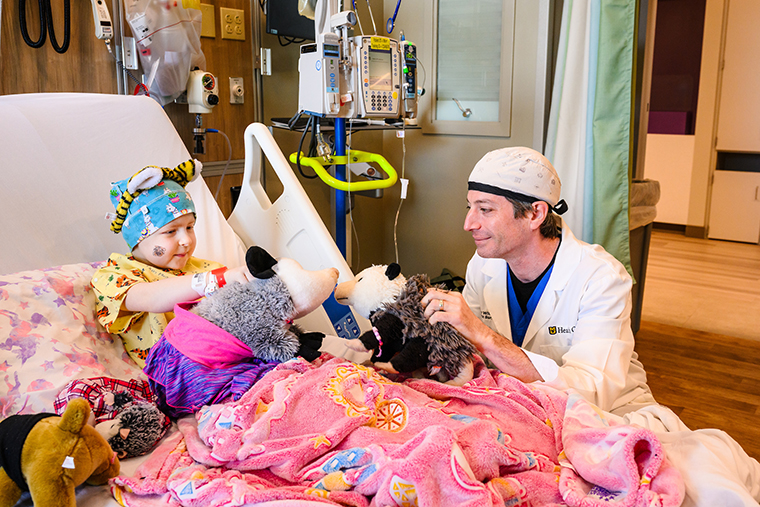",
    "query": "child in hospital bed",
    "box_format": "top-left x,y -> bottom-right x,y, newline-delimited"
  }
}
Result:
91,159 -> 254,368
